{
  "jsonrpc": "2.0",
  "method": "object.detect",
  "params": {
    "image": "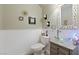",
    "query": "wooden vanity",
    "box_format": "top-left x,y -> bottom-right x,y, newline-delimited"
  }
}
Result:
50,39 -> 76,55
50,42 -> 72,55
